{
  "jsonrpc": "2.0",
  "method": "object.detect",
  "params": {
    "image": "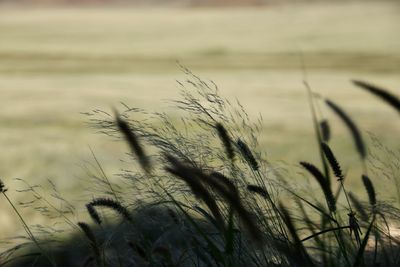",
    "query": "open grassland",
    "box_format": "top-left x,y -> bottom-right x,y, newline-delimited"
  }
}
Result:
0,1 -> 399,237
